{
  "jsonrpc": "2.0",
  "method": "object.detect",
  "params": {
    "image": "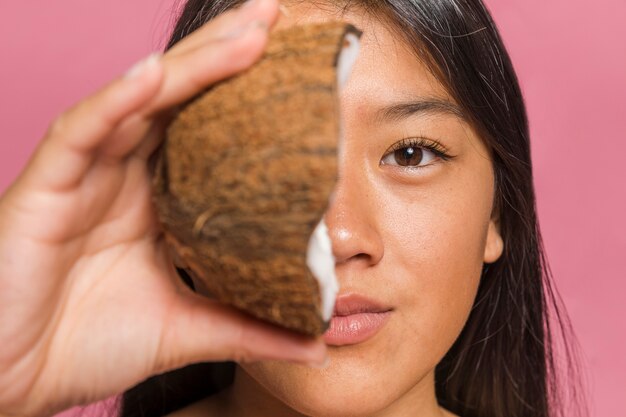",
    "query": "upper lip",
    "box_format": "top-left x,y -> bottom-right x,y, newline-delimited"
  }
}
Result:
332,293 -> 393,317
